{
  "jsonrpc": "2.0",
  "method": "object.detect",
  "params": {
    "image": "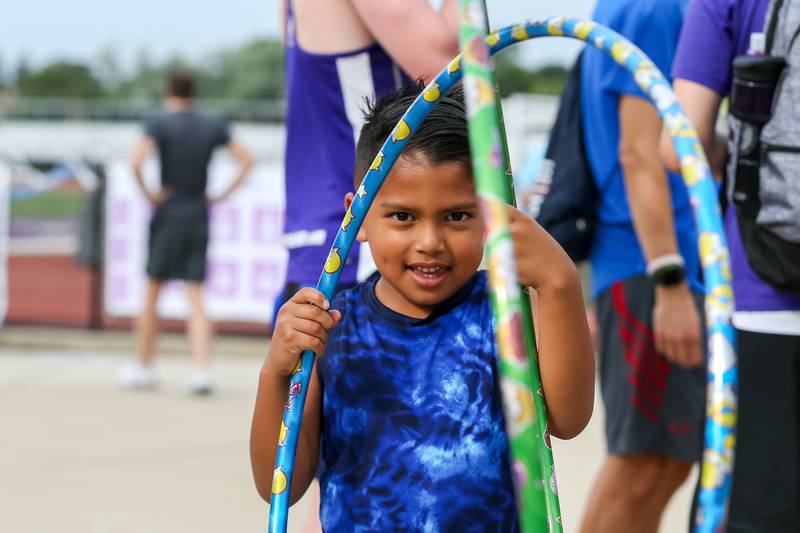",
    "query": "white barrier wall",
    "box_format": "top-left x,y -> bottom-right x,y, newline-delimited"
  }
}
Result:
104,158 -> 287,324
